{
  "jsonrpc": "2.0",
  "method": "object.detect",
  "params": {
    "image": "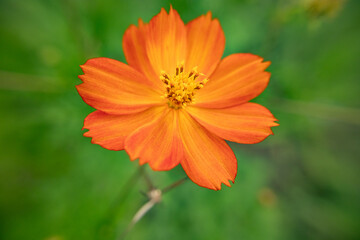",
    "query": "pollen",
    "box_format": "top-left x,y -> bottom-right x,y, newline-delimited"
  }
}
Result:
160,64 -> 208,109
